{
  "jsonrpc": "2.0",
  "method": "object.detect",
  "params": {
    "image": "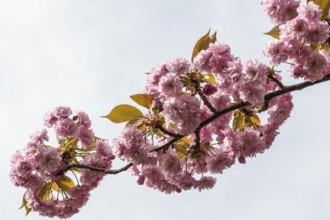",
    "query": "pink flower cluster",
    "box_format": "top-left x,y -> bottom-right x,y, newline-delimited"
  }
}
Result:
263,0 -> 330,82
112,38 -> 294,193
11,1 -> 329,218
10,107 -> 114,218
